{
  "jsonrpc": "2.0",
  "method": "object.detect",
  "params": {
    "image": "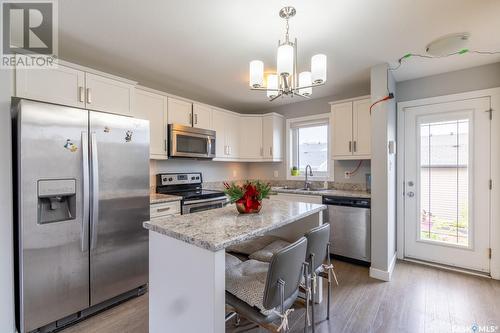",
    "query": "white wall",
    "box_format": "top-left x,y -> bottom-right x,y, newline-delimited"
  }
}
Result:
150,160 -> 250,188
369,63 -> 397,281
244,86 -> 372,185
396,62 -> 500,102
0,69 -> 16,332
